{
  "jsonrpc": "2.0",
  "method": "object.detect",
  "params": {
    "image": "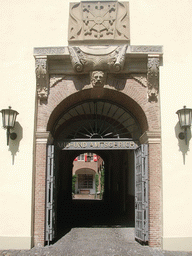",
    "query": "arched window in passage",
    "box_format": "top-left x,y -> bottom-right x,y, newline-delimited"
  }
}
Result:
72,153 -> 105,200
